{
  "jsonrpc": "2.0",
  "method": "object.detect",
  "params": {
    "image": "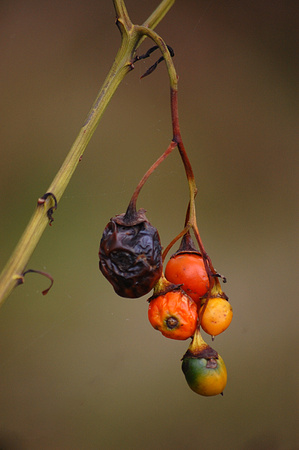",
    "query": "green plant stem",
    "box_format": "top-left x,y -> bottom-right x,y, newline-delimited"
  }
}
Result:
0,0 -> 175,306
